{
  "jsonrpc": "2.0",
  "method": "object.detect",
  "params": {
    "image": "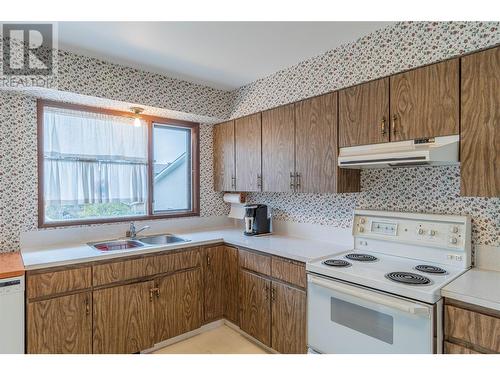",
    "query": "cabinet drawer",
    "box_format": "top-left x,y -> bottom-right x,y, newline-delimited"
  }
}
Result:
444,341 -> 481,354
93,256 -> 157,287
155,248 -> 200,274
239,248 -> 271,276
27,267 -> 91,299
271,257 -> 306,289
445,304 -> 500,353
